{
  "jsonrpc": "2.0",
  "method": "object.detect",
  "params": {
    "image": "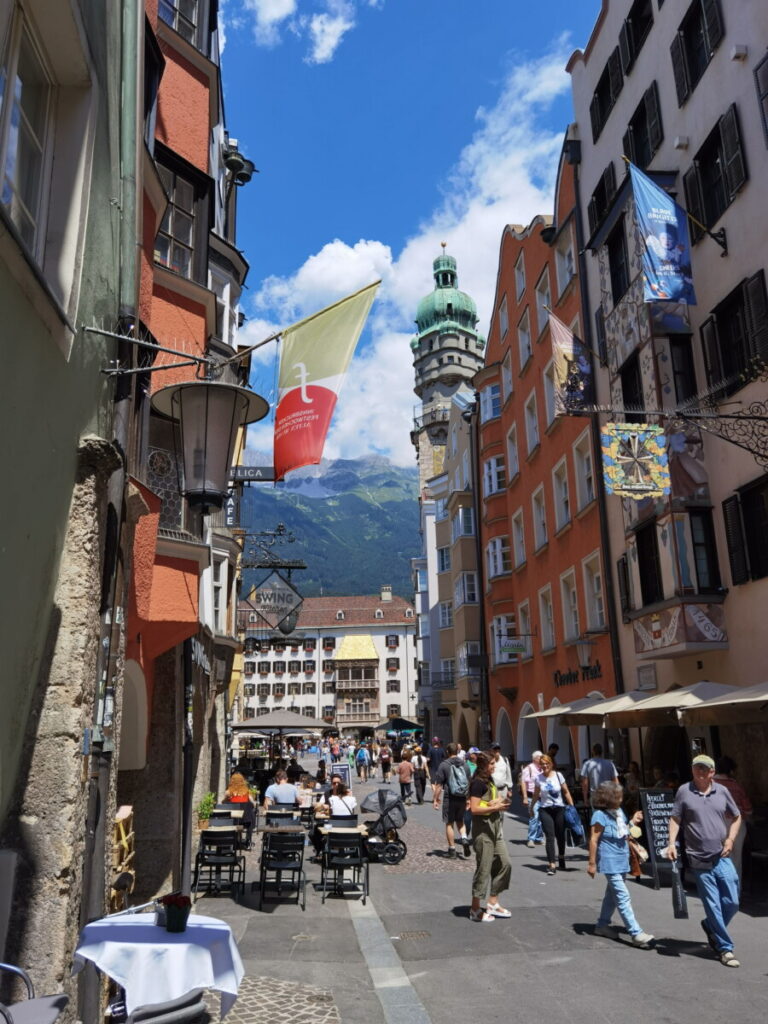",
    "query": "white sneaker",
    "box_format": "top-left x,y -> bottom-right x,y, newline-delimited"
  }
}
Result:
526,840 -> 536,848
469,908 -> 495,922
631,931 -> 654,947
